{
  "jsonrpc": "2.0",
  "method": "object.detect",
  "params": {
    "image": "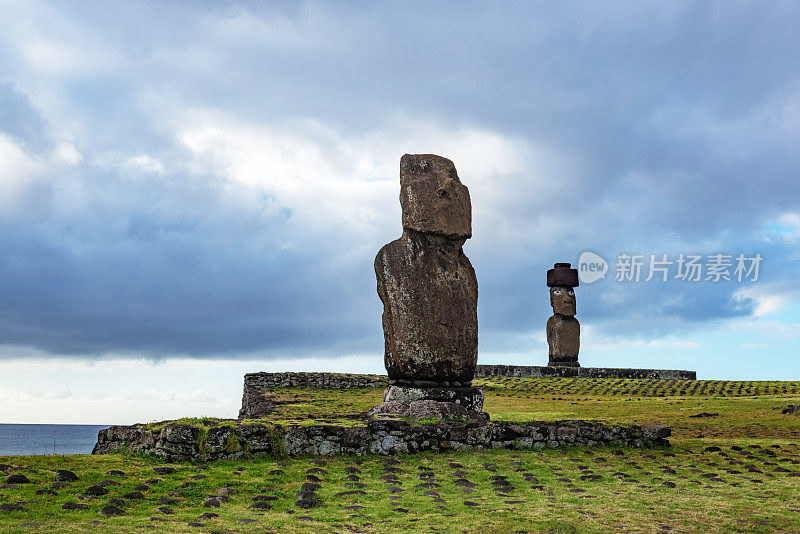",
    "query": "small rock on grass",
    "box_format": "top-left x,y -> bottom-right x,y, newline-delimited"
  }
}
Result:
199,513 -> 218,520
335,490 -> 367,497
295,498 -> 319,509
62,502 -> 88,511
100,505 -> 124,516
6,474 -> 30,484
152,467 -> 176,475
85,485 -> 109,496
306,468 -> 328,475
0,504 -> 25,512
157,506 -> 174,515
55,470 -> 78,482
203,498 -> 221,508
